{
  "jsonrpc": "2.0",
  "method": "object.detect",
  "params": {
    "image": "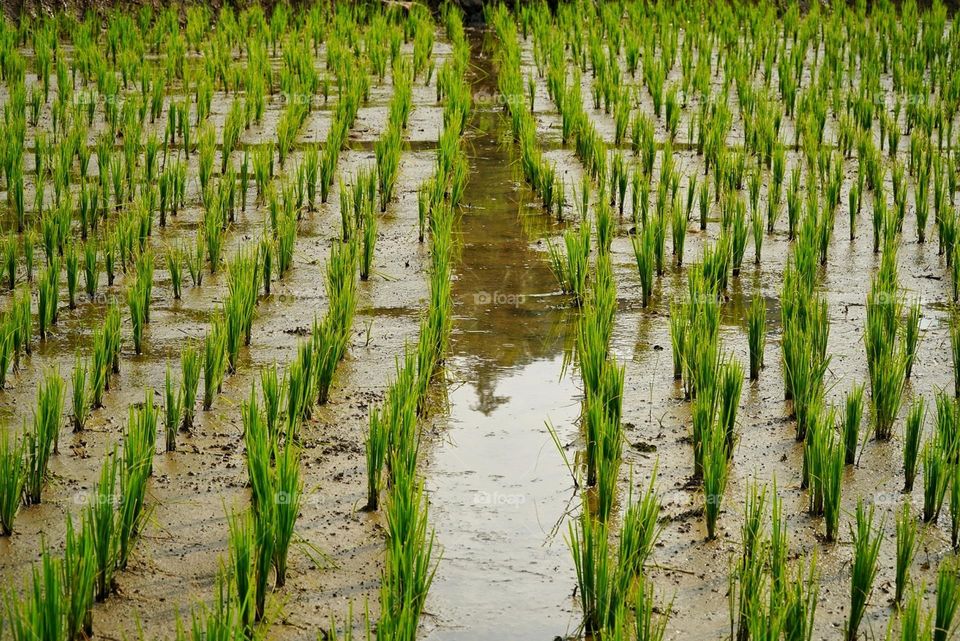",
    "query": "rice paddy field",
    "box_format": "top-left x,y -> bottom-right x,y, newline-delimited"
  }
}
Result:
2,0 -> 960,639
